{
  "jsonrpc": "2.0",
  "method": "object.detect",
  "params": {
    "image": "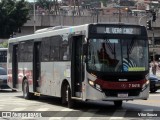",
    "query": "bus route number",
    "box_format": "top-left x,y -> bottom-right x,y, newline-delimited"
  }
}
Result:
129,84 -> 140,88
